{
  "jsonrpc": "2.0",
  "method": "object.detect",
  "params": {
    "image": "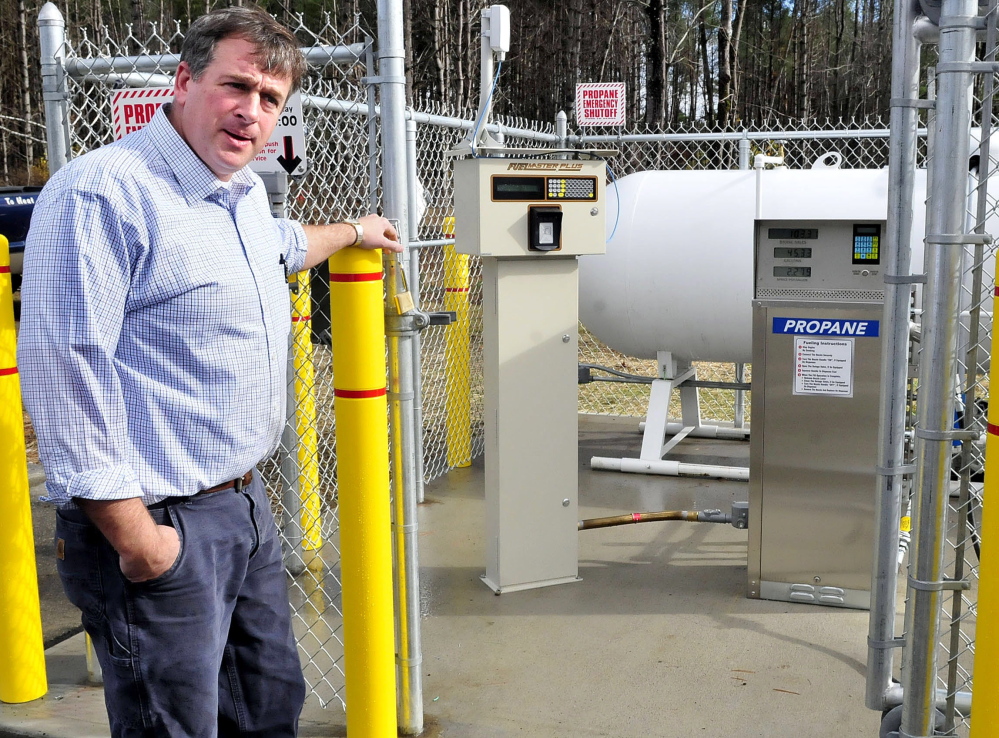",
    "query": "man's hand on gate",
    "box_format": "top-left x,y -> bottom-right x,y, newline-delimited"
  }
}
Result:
356,214 -> 402,252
